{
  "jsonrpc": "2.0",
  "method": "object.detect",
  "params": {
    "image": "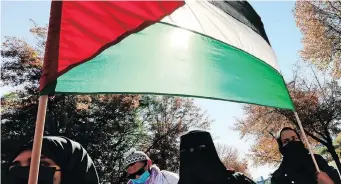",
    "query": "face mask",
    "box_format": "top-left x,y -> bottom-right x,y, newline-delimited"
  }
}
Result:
127,166 -> 146,179
131,170 -> 150,184
283,141 -> 308,158
8,166 -> 58,184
